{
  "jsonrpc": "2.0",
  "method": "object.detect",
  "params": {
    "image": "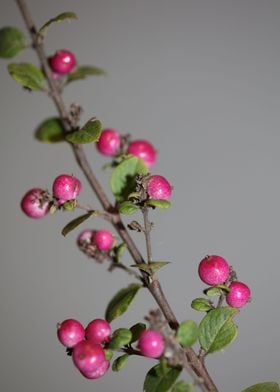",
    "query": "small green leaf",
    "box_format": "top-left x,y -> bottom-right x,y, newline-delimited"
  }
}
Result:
131,261 -> 170,275
204,287 -> 221,297
127,191 -> 141,200
62,200 -> 77,211
35,117 -> 65,143
145,199 -> 171,209
105,283 -> 142,323
66,117 -> 102,144
171,381 -> 194,392
130,322 -> 146,343
67,65 -> 106,83
143,364 -> 182,392
216,284 -> 230,293
119,201 -> 139,215
61,211 -> 96,236
176,320 -> 199,347
112,354 -> 129,372
104,349 -> 113,361
0,27 -> 26,58
242,382 -> 280,392
108,328 -> 132,349
199,307 -> 238,353
114,242 -> 127,263
191,298 -> 213,312
7,63 -> 46,90
38,12 -> 77,36
110,156 -> 148,202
